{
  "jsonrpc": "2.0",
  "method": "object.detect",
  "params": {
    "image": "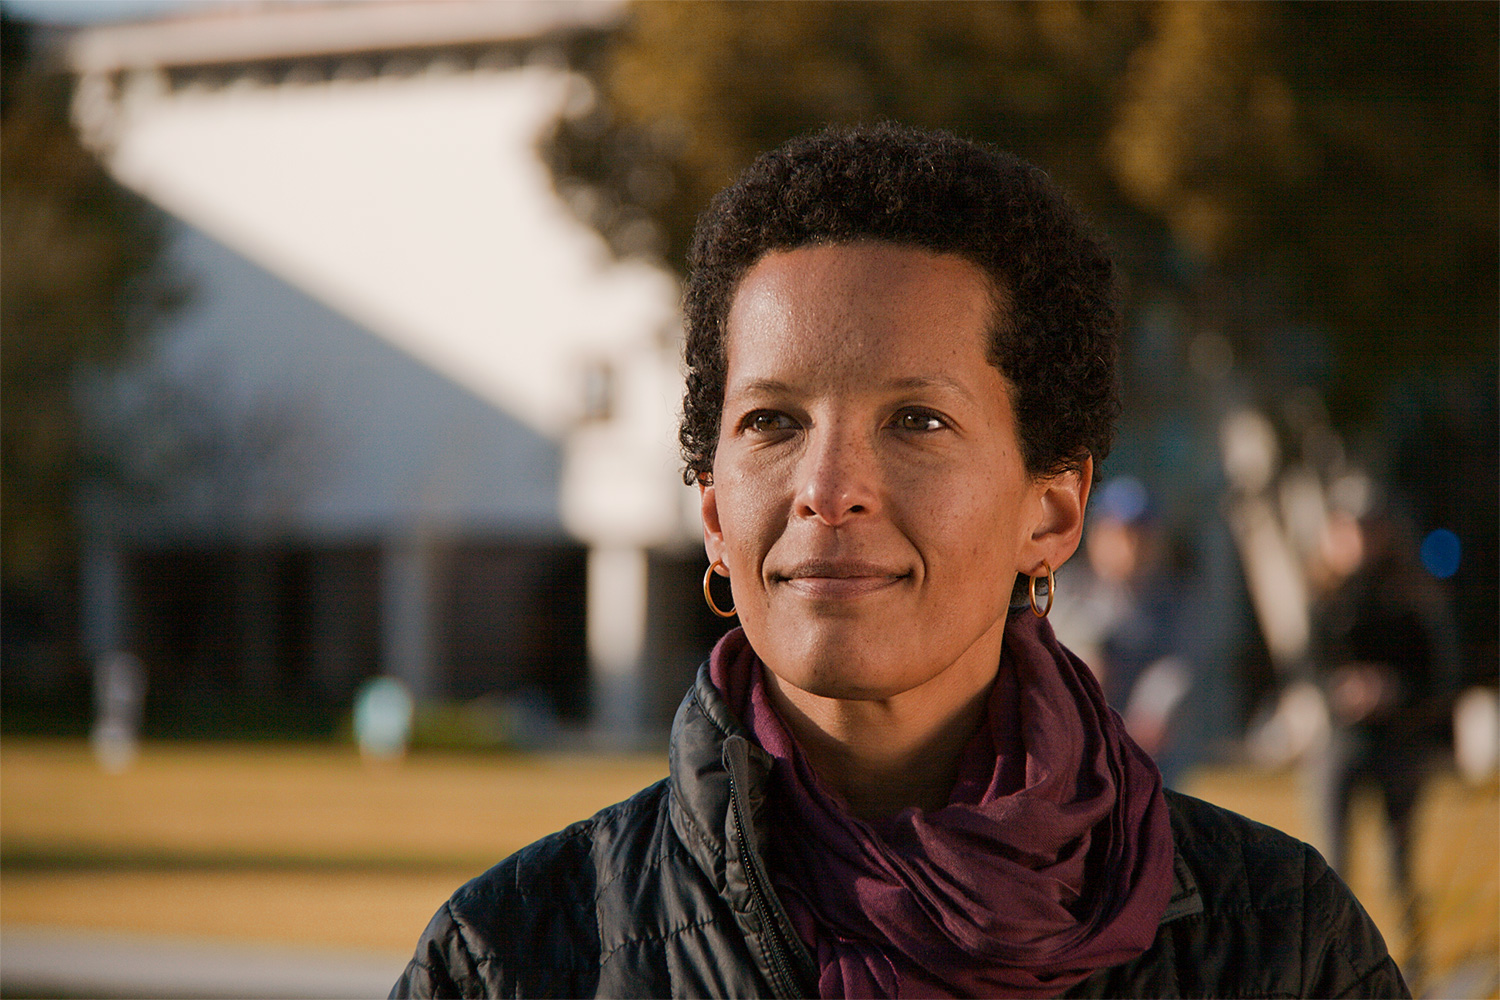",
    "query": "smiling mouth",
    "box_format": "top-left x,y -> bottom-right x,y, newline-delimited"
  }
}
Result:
773,561 -> 910,598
